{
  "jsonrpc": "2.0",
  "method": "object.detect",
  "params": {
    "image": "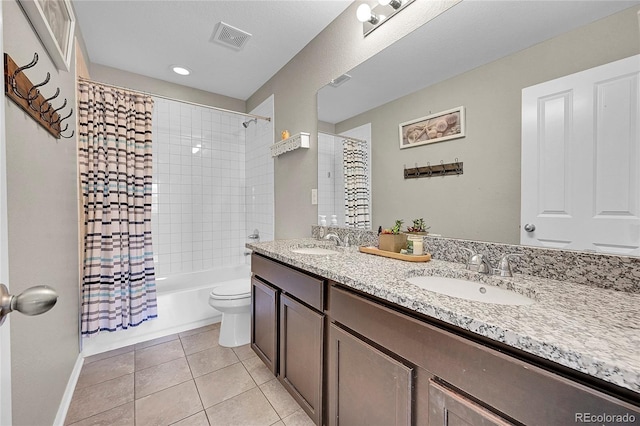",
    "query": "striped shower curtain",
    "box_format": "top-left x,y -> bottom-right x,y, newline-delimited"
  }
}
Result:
343,139 -> 371,229
78,80 -> 157,335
